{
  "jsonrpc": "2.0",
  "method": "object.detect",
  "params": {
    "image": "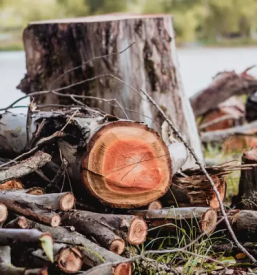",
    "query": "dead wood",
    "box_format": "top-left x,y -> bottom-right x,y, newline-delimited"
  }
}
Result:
148,200 -> 162,210
232,148 -> 257,209
25,219 -> 132,272
61,210 -> 148,247
201,120 -> 257,143
190,70 -> 257,117
0,191 -> 67,227
5,216 -> 29,229
0,246 -> 48,275
16,187 -> 45,195
130,207 -> 217,234
0,151 -> 51,183
0,203 -> 8,227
